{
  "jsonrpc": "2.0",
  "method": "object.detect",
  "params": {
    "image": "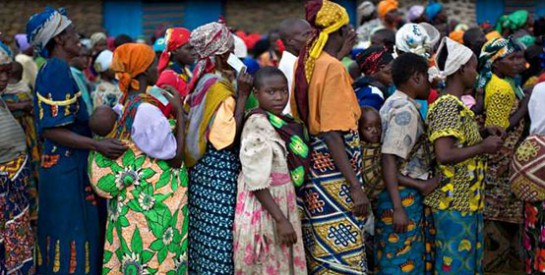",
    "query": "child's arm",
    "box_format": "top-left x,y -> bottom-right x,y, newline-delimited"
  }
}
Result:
254,190 -> 297,246
382,153 -> 409,233
434,135 -> 502,165
398,174 -> 440,196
